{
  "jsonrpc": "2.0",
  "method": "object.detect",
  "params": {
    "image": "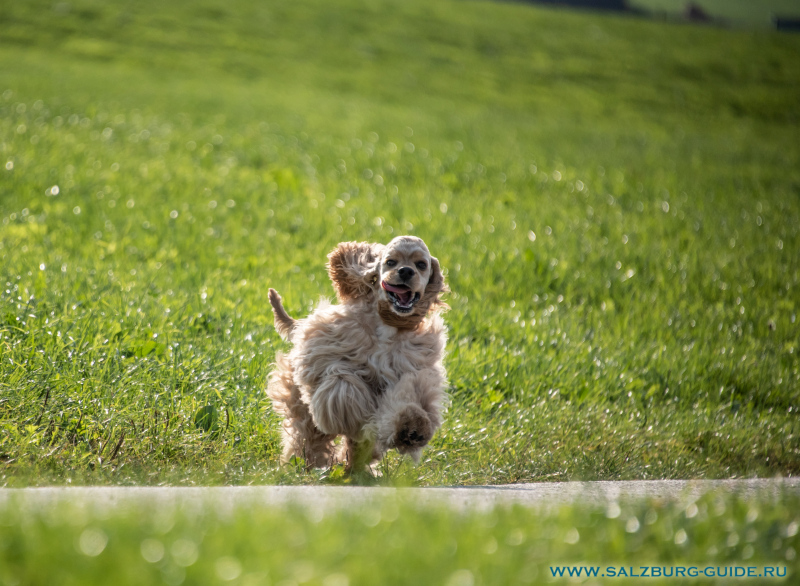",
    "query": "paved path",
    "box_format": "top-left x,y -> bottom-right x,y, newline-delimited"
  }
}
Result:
3,478 -> 798,512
